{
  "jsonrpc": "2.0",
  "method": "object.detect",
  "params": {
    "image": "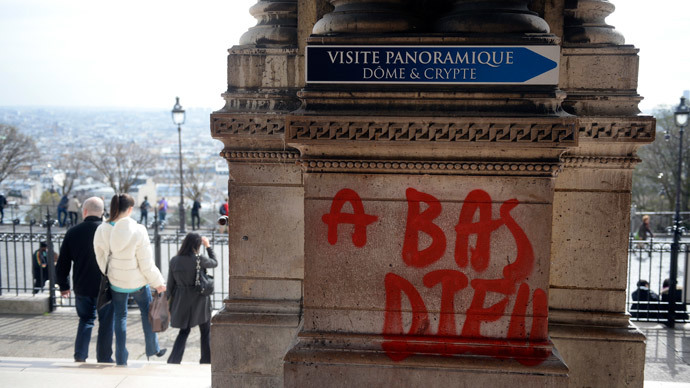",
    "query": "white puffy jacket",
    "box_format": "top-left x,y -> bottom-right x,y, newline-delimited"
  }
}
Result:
94,216 -> 164,290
